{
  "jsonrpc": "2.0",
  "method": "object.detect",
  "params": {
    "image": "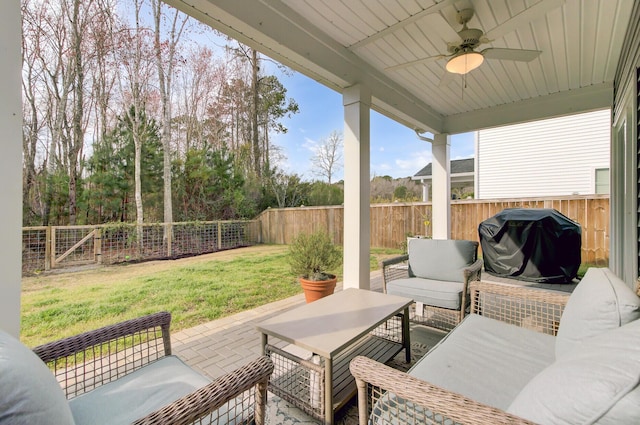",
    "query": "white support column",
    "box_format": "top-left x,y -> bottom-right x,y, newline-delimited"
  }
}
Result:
0,0 -> 24,337
432,134 -> 451,239
343,85 -> 371,290
422,182 -> 430,202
